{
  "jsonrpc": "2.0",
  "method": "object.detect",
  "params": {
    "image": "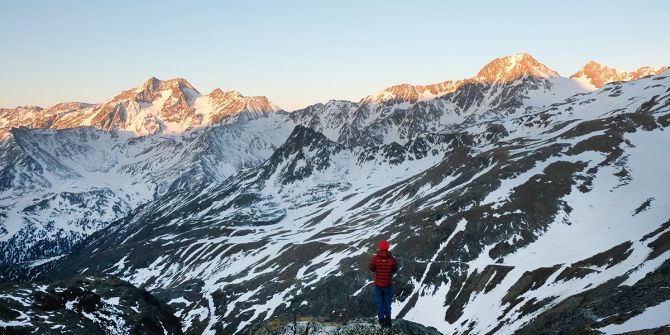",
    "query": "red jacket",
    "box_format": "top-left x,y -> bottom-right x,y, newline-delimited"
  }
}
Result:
369,249 -> 398,288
